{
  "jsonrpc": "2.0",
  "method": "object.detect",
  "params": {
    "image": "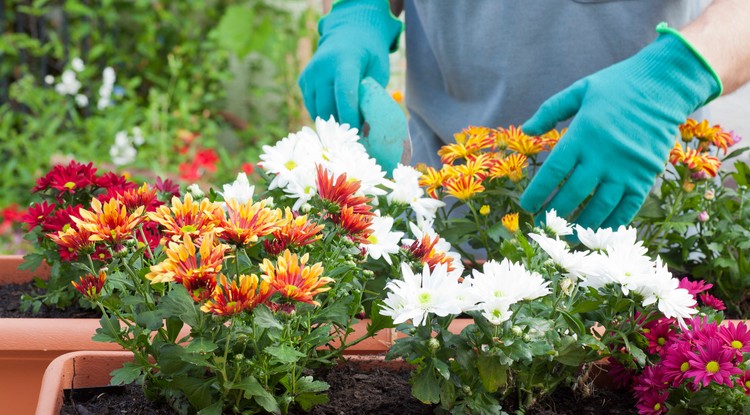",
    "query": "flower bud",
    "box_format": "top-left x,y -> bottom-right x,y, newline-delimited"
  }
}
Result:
703,189 -> 715,200
511,326 -> 523,337
187,183 -> 205,199
462,385 -> 472,396
560,277 -> 575,296
427,338 -> 440,351
698,211 -> 710,222
522,334 -> 532,342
